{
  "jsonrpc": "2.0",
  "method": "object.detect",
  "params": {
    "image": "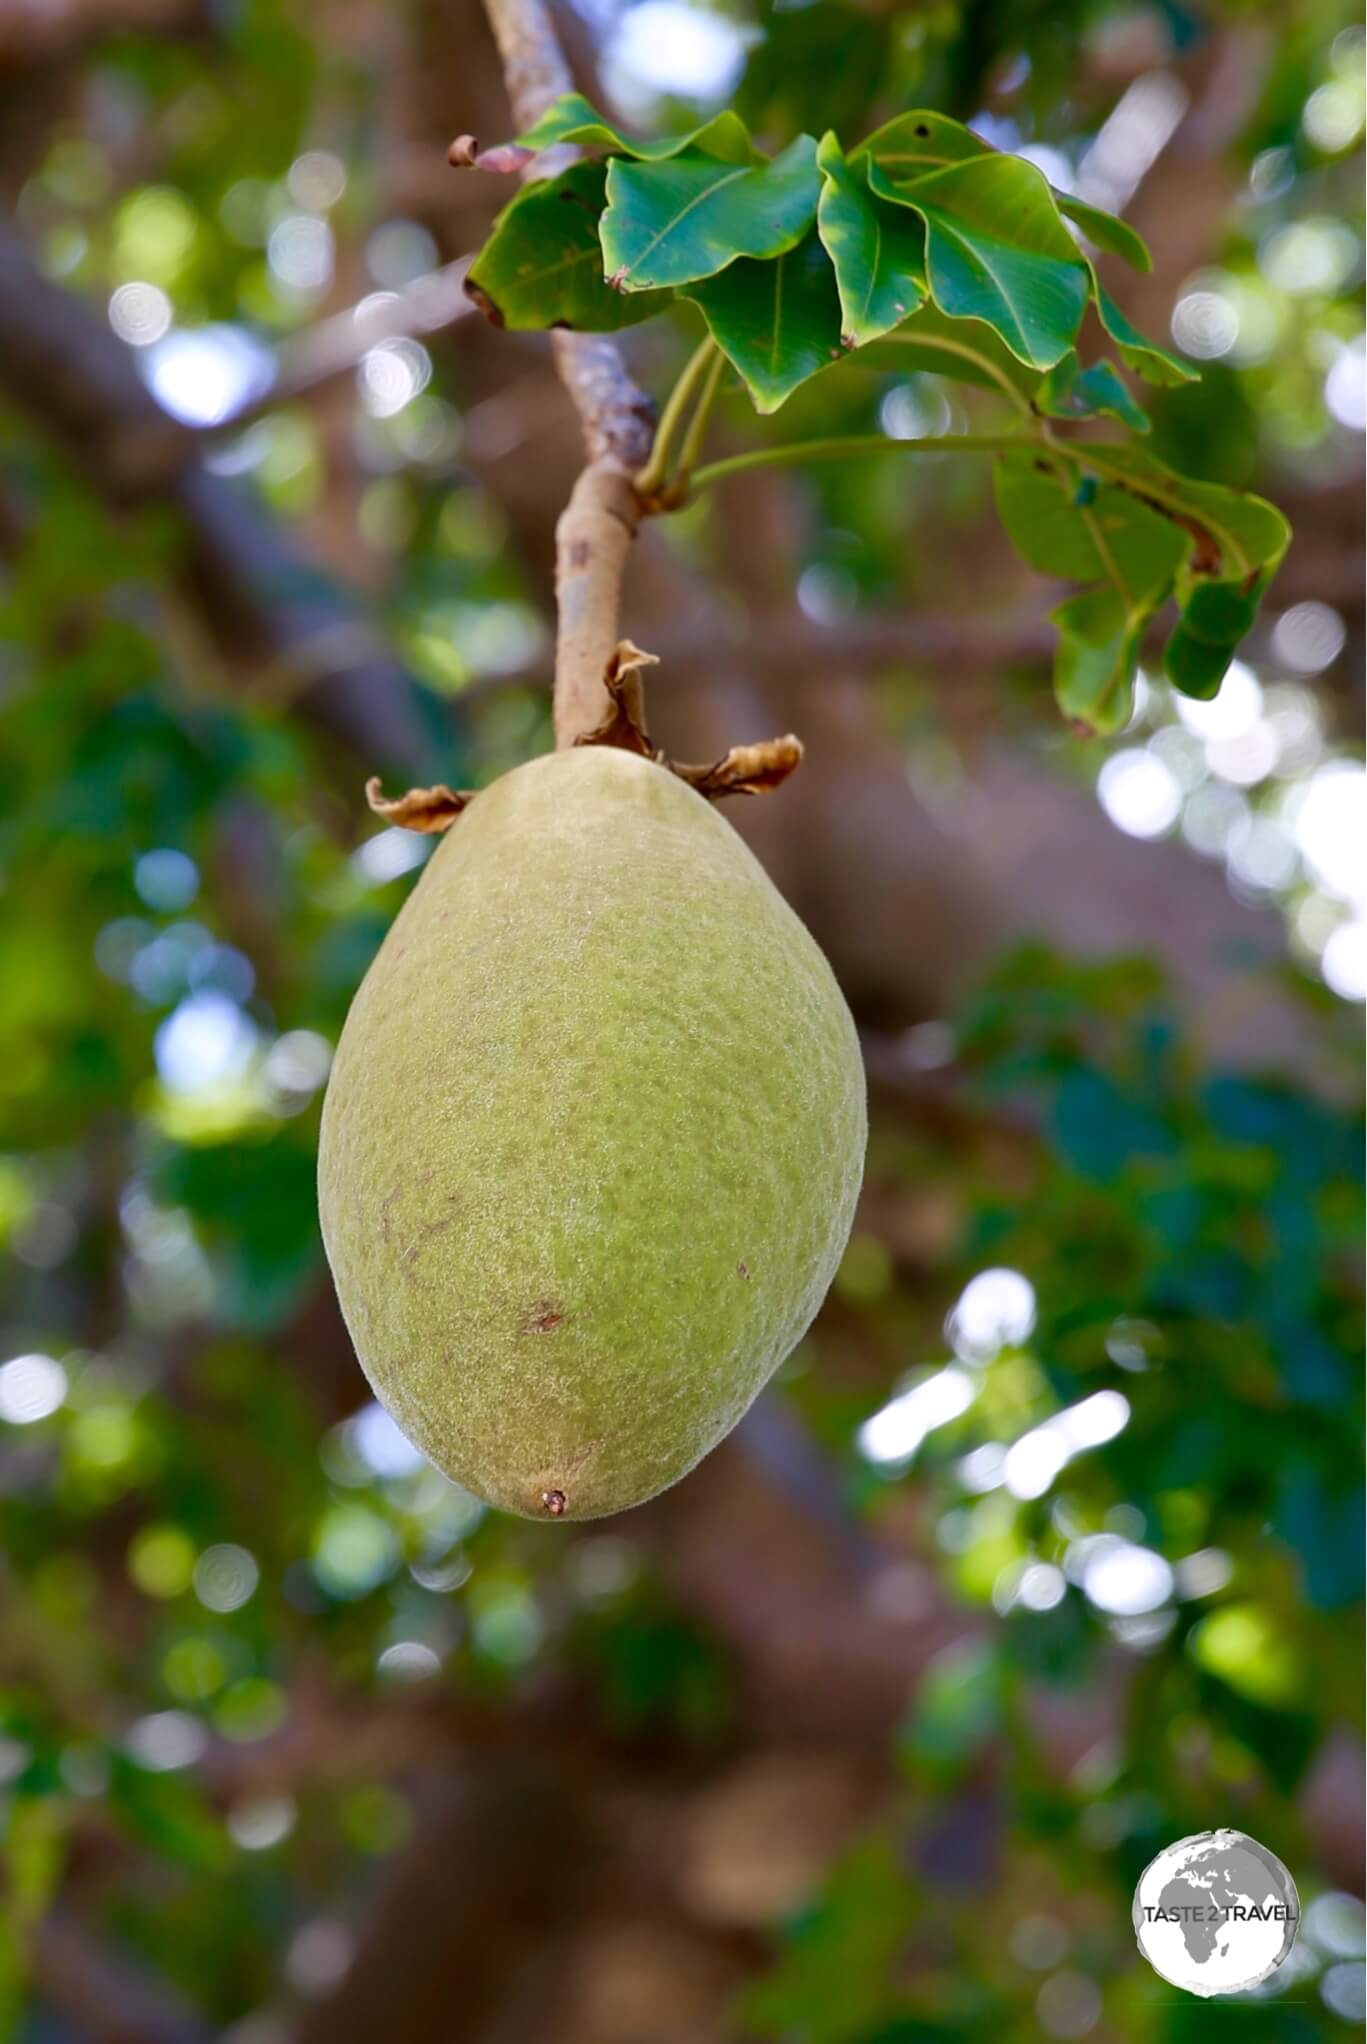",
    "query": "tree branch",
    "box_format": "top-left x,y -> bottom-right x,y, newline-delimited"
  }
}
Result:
479,0 -> 655,745
32,1910 -> 213,2044
201,258 -> 476,441
0,217 -> 450,782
